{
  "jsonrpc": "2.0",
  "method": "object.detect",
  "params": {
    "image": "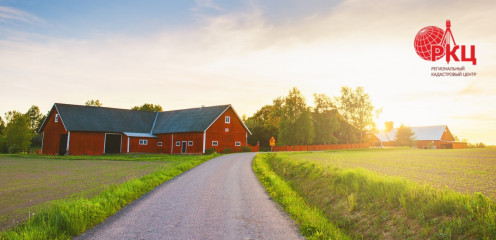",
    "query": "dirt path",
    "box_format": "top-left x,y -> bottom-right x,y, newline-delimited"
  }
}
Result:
75,153 -> 303,240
